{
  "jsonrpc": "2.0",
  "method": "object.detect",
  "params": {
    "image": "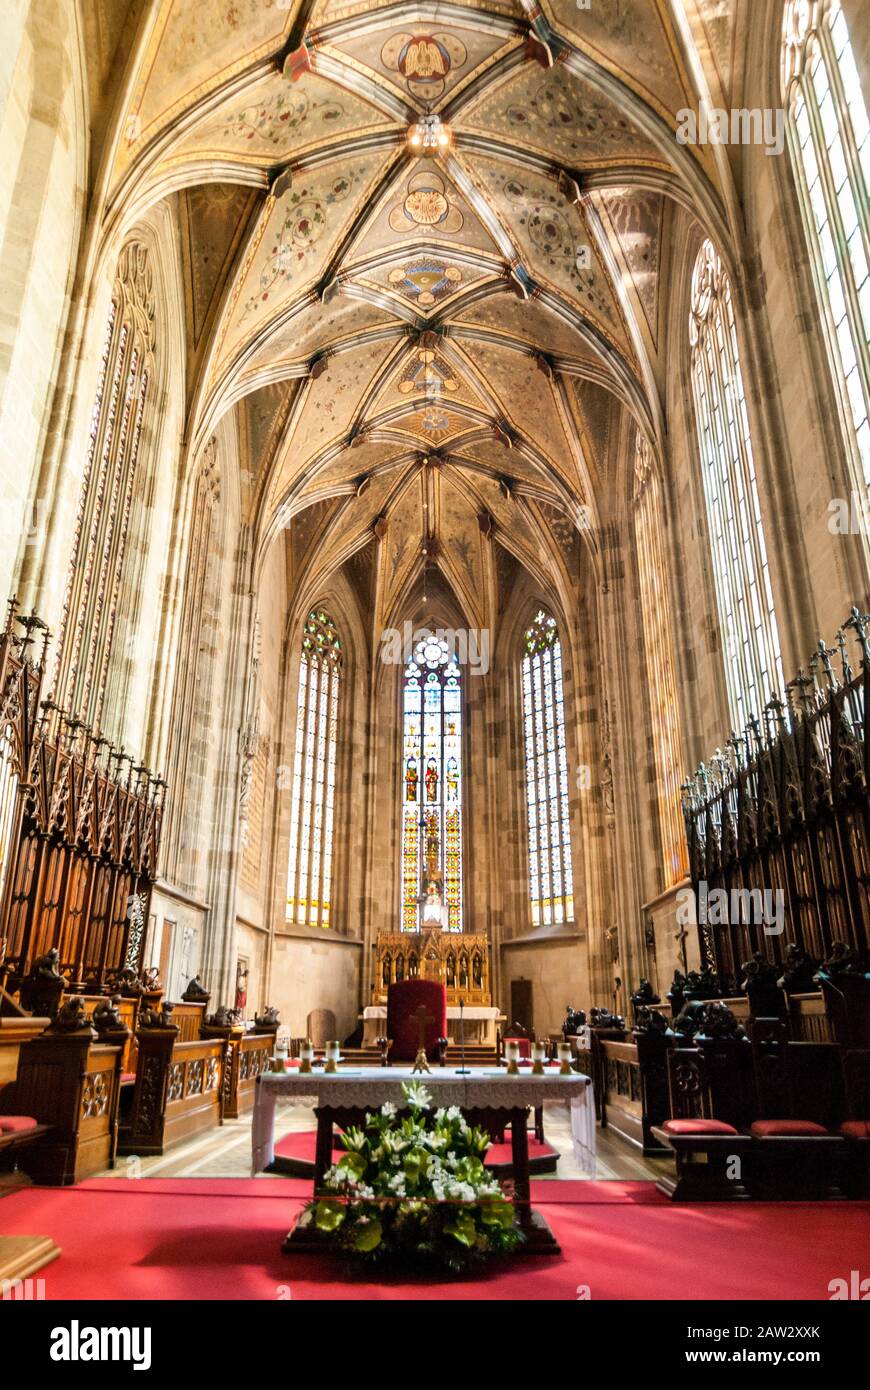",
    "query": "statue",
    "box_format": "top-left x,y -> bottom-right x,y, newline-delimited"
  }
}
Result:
92,995 -> 129,1041
139,1002 -> 176,1030
206,1004 -> 241,1028
51,997 -> 95,1036
141,966 -> 161,993
562,1005 -> 587,1038
739,951 -> 783,1016
234,960 -> 248,1013
34,947 -> 63,981
634,1005 -> 668,1035
420,879 -> 447,929
777,942 -> 818,993
818,940 -> 866,979
671,999 -> 744,1042
588,1006 -> 625,1030
107,966 -> 145,997
182,975 -> 210,1003
631,978 -> 660,1025
254,1005 -> 280,1031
